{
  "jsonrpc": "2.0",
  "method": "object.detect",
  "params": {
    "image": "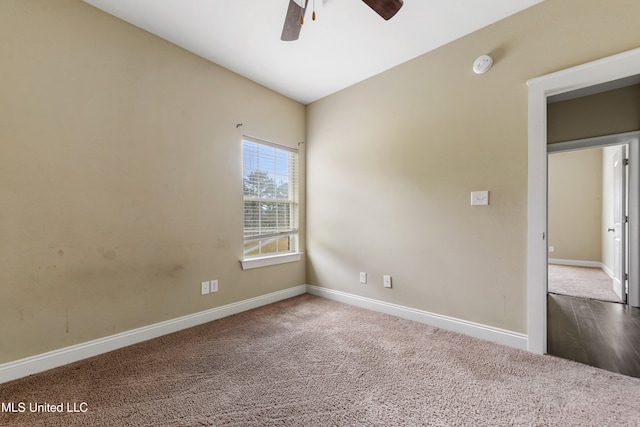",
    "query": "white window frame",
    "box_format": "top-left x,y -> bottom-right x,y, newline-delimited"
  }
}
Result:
240,136 -> 301,270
